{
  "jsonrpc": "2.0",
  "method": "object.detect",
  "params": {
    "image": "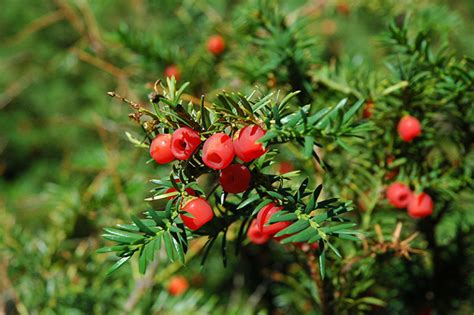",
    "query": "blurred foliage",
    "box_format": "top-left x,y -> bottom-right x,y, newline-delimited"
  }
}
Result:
1,0 -> 473,314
